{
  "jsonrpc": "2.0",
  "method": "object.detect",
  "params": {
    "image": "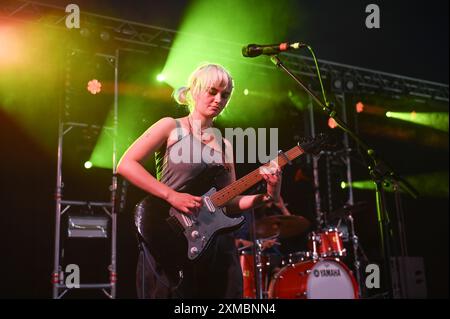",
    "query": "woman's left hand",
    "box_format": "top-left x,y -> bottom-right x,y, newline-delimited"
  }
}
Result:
260,161 -> 282,201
